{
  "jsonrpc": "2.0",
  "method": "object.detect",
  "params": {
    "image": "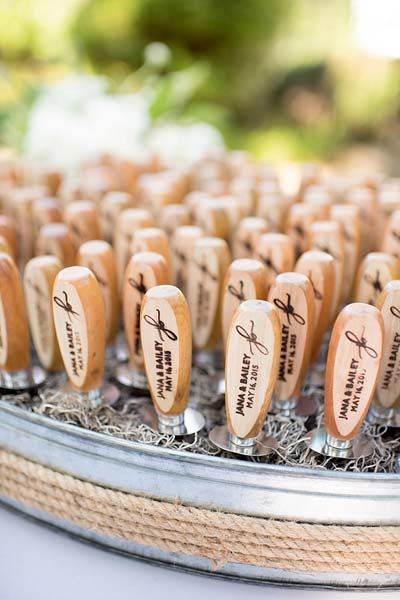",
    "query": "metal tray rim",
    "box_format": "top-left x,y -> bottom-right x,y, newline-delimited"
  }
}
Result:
1,399 -> 399,484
